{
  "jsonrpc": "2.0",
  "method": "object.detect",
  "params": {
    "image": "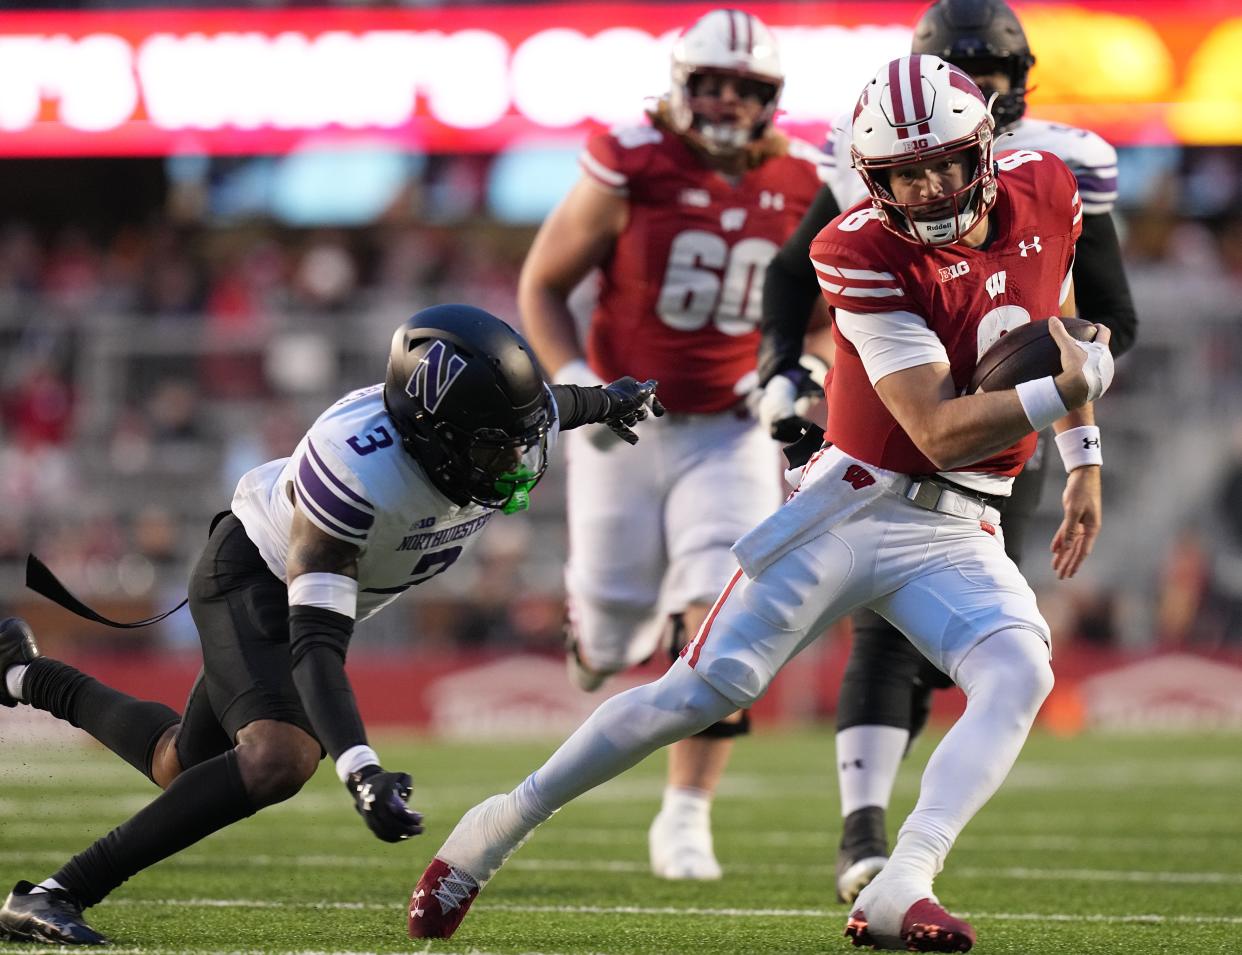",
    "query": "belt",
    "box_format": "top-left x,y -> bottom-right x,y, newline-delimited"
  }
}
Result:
901,476 -> 1004,525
